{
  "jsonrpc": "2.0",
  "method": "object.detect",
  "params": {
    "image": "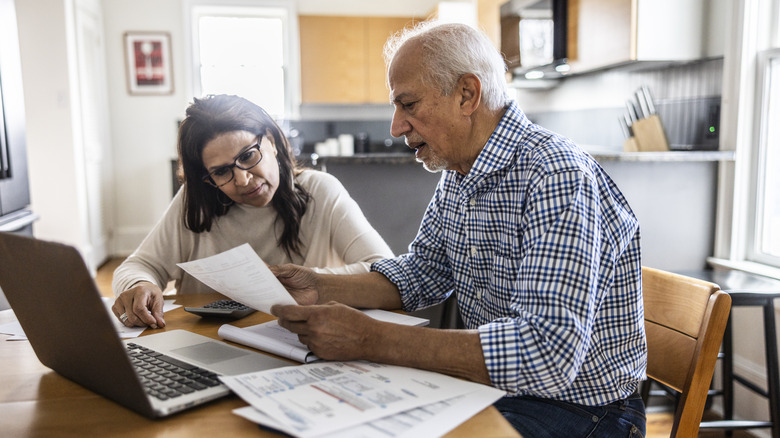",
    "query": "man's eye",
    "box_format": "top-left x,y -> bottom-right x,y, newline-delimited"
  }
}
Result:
402,101 -> 417,110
